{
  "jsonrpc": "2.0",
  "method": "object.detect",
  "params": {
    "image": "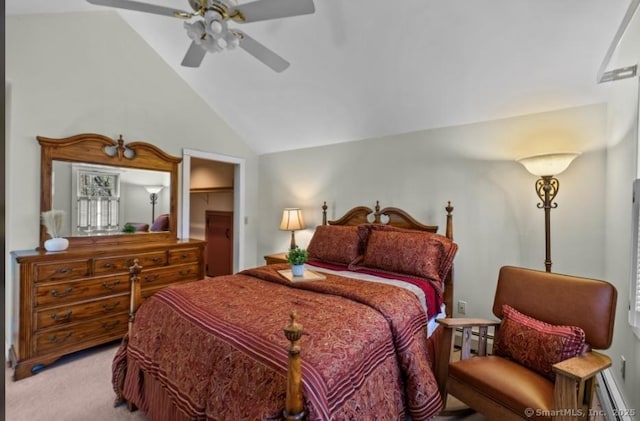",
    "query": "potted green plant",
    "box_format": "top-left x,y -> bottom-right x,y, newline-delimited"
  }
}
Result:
286,247 -> 309,277
122,223 -> 137,233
